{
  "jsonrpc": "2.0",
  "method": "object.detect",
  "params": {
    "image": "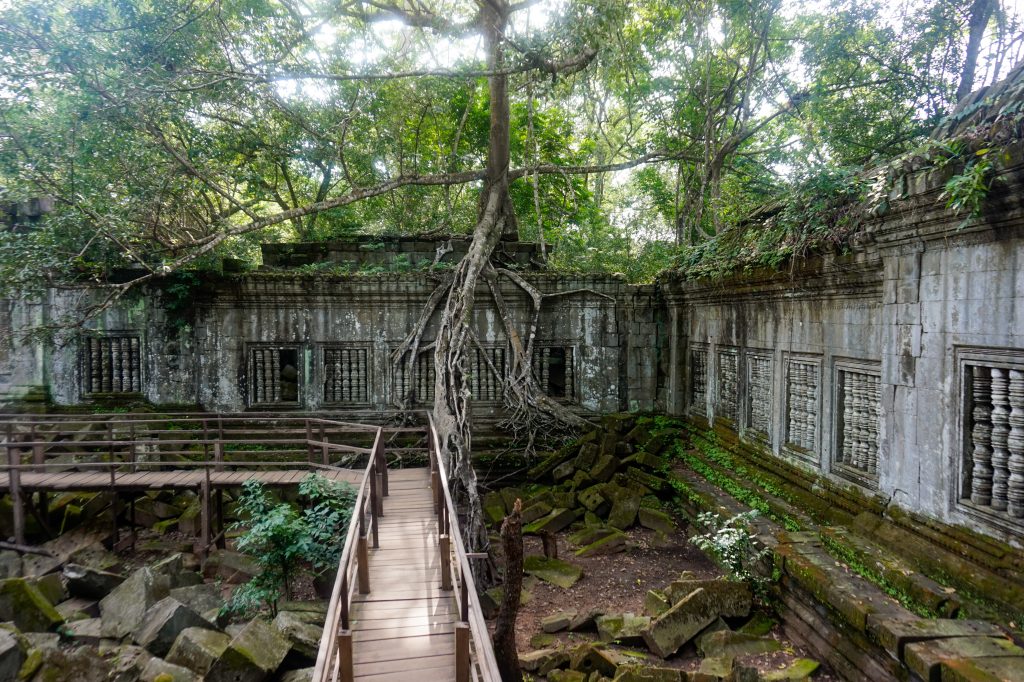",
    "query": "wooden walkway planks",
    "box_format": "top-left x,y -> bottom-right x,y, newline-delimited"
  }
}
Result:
0,467 -> 362,492
350,467 -> 457,681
